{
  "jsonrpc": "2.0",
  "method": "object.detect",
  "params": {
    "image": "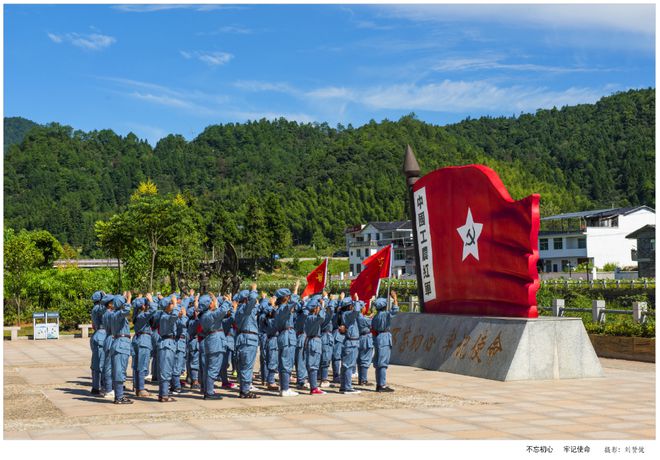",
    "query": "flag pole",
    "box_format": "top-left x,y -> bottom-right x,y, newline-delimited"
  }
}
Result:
386,243 -> 393,310
324,257 -> 328,293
